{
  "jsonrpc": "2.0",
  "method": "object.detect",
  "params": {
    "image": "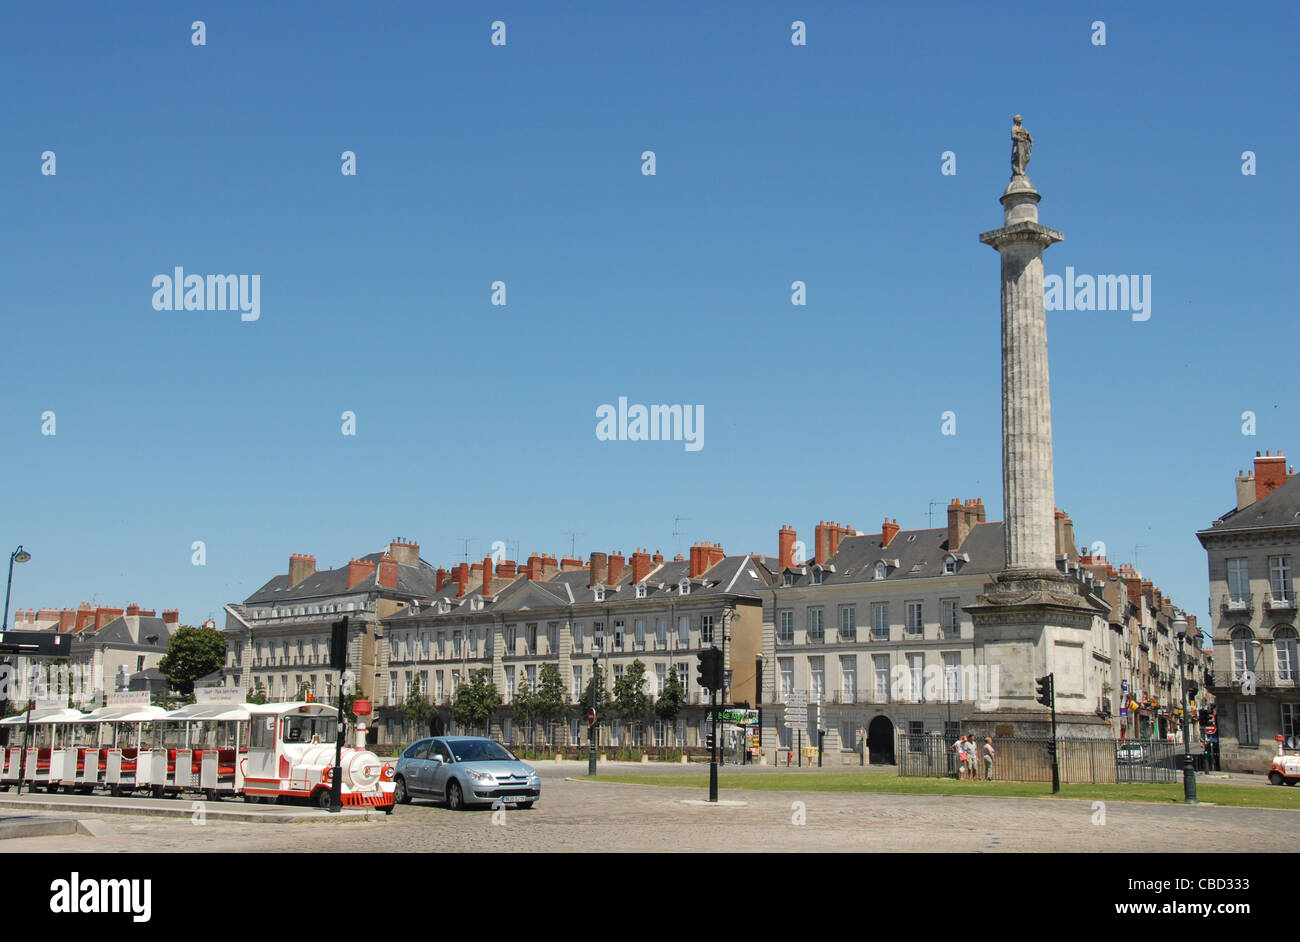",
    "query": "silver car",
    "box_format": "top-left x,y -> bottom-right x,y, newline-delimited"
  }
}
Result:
394,736 -> 540,810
